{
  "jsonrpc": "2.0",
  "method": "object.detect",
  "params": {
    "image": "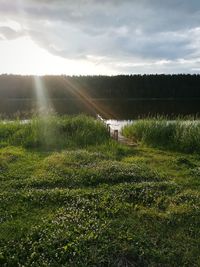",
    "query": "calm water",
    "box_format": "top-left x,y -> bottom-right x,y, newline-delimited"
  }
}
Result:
0,98 -> 200,119
106,120 -> 133,133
